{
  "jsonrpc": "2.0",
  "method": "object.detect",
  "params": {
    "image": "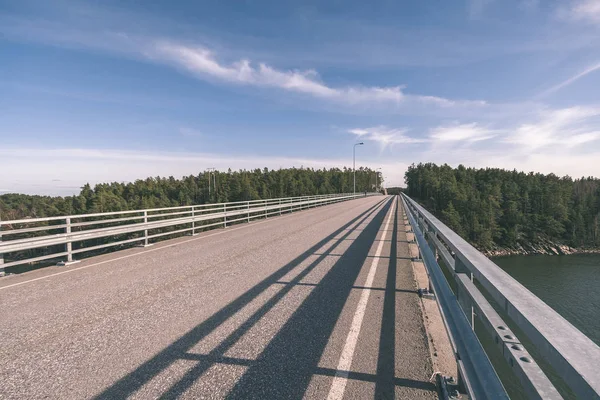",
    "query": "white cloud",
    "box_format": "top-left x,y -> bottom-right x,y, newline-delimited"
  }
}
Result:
567,0 -> 600,22
1,13 -> 492,113
150,41 -> 485,108
348,126 -> 427,147
507,106 -> 600,149
538,61 -> 600,97
429,122 -> 497,142
419,145 -> 600,181
0,14 -> 486,111
0,148 -> 408,195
